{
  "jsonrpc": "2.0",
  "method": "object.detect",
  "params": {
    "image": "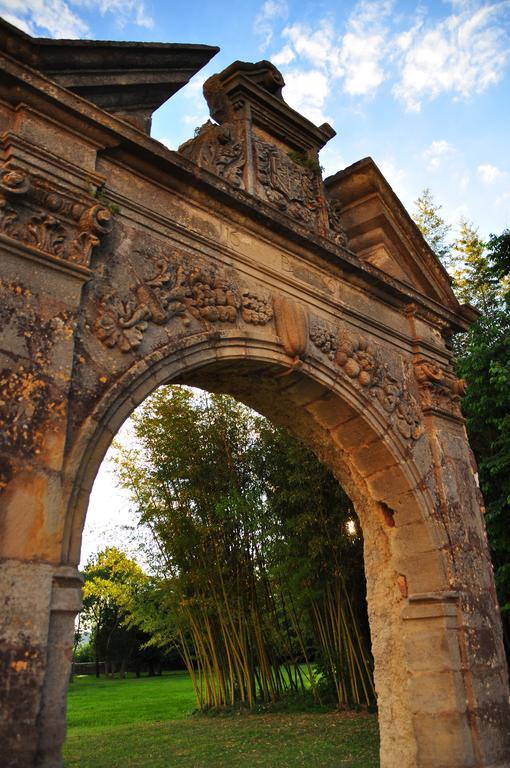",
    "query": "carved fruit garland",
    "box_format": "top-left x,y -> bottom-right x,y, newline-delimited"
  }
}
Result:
309,322 -> 422,442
